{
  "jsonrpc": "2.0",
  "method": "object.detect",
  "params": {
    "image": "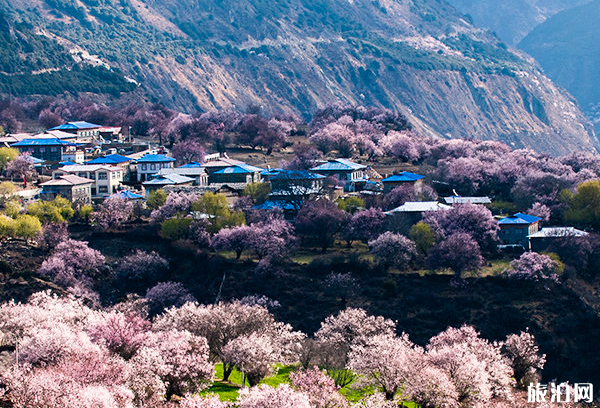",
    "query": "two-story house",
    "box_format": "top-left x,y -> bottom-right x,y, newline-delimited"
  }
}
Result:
311,158 -> 367,181
210,164 -> 263,185
381,171 -> 425,193
39,175 -> 93,204
53,165 -> 123,199
498,213 -> 542,249
49,121 -> 102,141
136,154 -> 175,182
12,138 -> 75,162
